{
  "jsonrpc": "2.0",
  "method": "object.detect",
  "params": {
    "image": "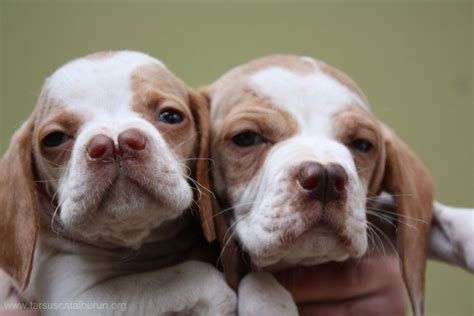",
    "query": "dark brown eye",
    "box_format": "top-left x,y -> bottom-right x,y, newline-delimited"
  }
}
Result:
232,131 -> 263,147
350,138 -> 373,153
43,132 -> 70,147
159,110 -> 183,124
